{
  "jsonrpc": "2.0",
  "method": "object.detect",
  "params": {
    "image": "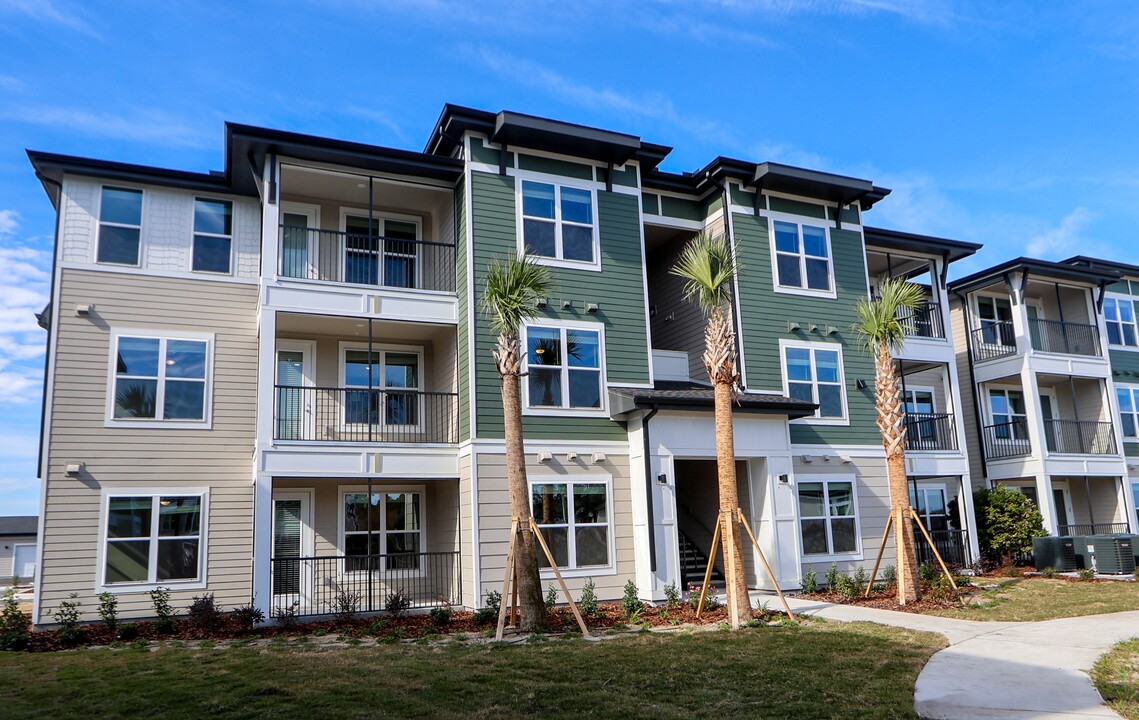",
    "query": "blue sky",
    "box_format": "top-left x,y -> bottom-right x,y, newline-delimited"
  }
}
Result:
1,0 -> 1137,515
